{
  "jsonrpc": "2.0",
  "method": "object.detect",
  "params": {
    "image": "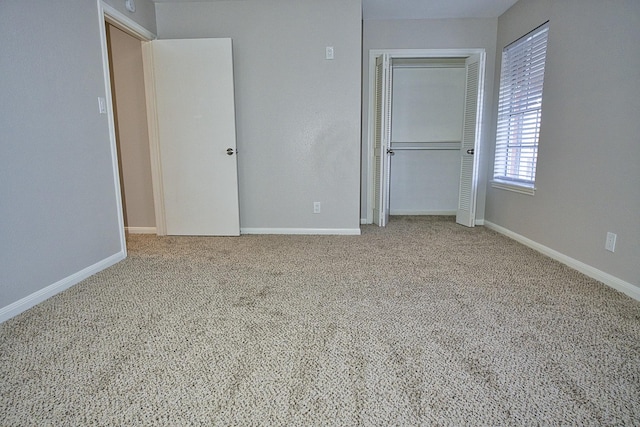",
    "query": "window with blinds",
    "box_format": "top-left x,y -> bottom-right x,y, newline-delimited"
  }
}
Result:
493,22 -> 549,194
